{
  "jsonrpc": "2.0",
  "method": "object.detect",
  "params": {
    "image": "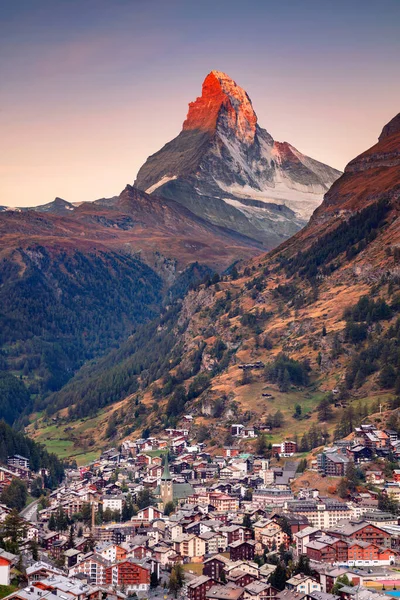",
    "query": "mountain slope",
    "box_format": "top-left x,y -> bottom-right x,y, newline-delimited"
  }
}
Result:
0,184 -> 264,408
135,70 -> 341,246
0,185 -> 261,272
36,111 -> 400,457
